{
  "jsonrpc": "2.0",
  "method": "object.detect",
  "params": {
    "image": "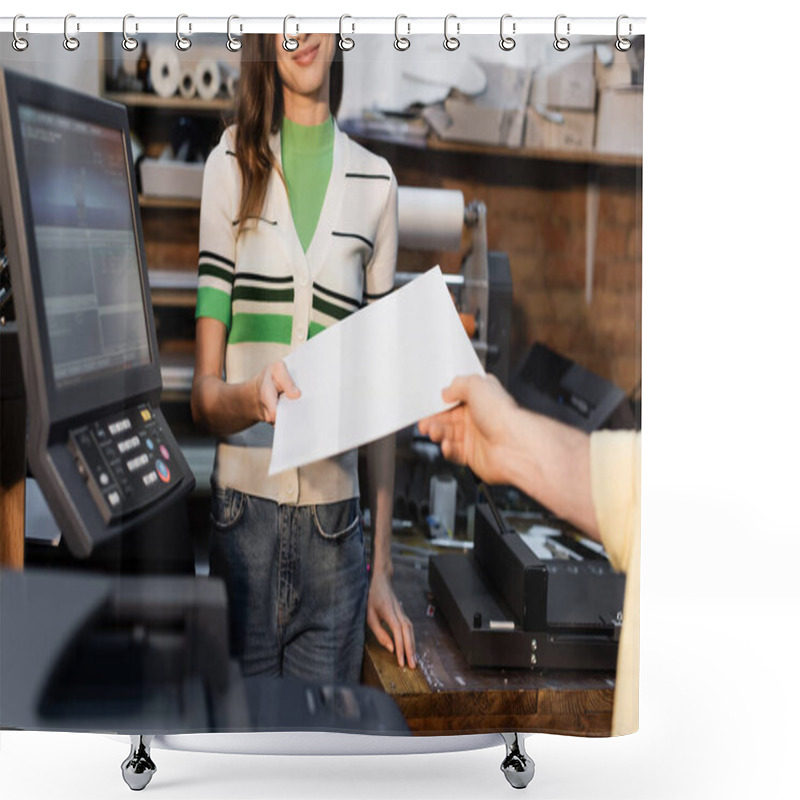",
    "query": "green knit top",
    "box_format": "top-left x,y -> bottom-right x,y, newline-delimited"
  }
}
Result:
280,115 -> 334,252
